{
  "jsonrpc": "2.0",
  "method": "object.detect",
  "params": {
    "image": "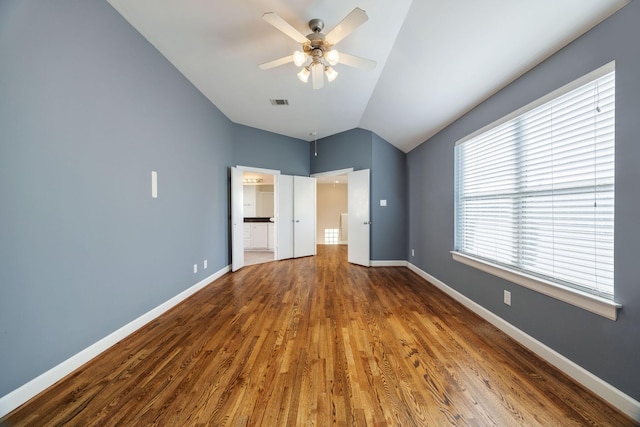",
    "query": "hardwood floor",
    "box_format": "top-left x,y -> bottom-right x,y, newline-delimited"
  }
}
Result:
3,245 -> 634,426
